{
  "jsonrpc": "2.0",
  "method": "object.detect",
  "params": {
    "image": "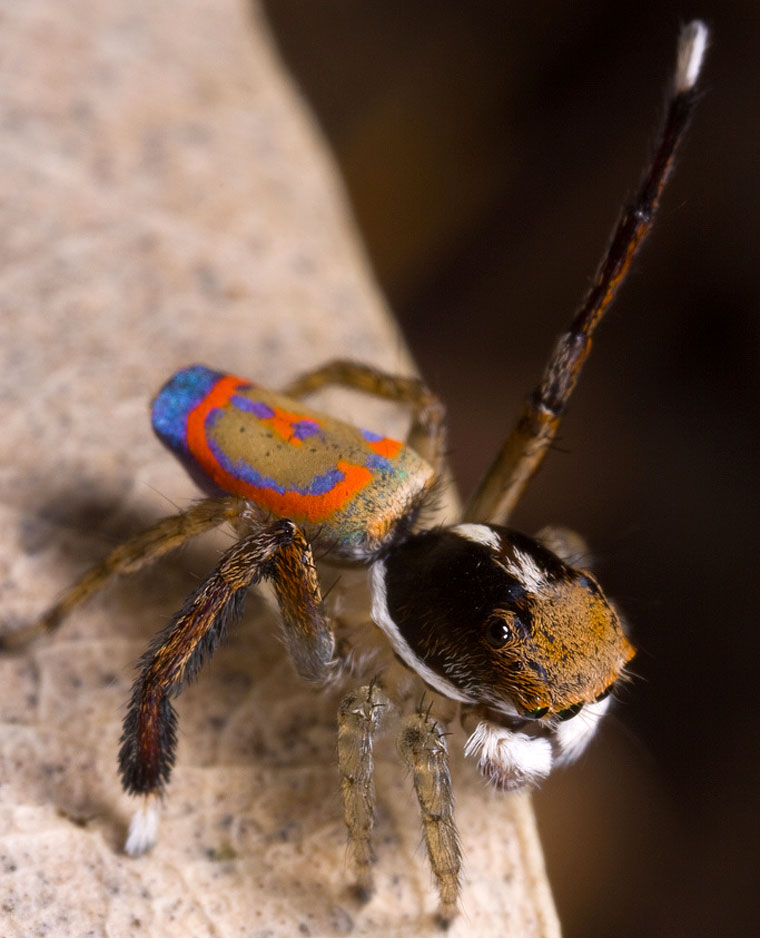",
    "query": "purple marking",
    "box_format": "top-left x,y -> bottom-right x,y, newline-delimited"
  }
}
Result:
291,419 -> 320,441
230,395 -> 274,419
229,396 -> 320,441
361,428 -> 384,442
207,432 -> 345,496
305,467 -> 344,494
366,453 -> 393,473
